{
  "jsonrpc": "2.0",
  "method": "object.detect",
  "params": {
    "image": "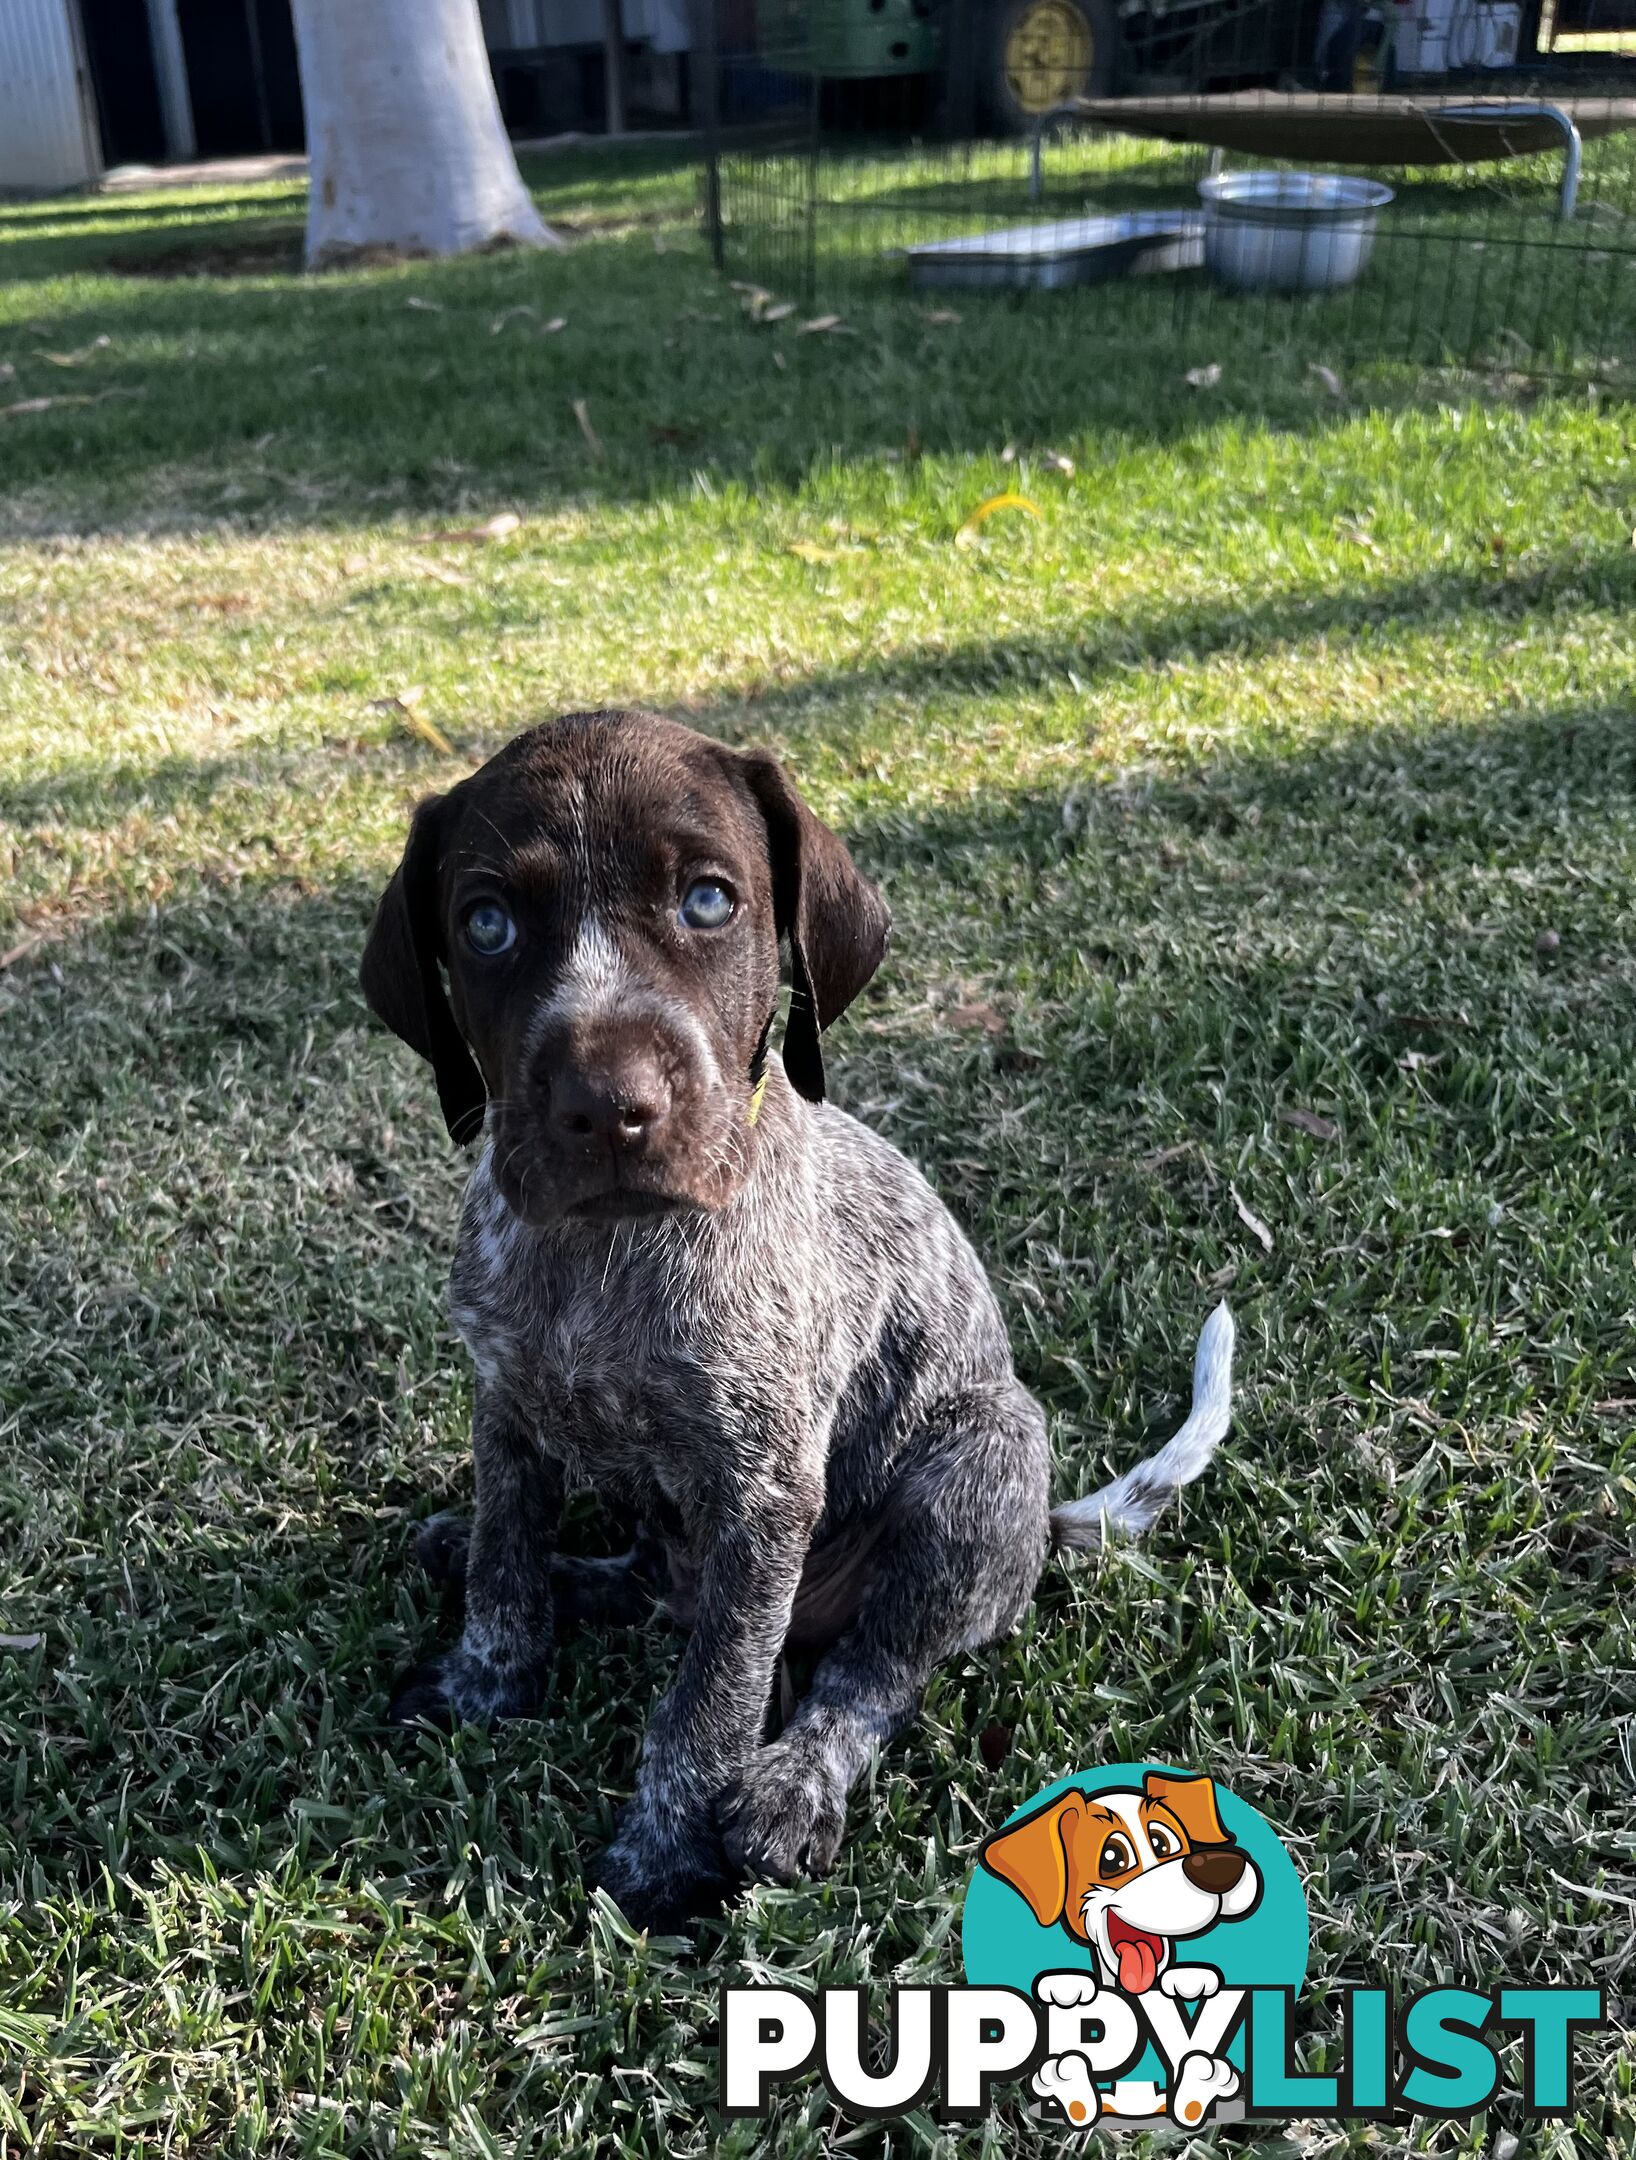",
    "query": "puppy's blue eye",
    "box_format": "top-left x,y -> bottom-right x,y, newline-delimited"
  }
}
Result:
679,880 -> 734,930
465,902 -> 516,955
